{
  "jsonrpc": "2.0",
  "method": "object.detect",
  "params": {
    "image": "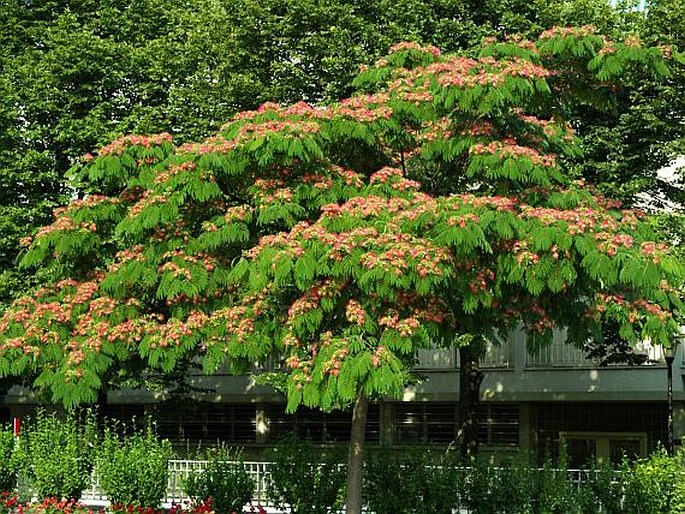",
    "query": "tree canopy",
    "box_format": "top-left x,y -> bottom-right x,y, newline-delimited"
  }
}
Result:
2,26 -> 684,514
0,27 -> 680,407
